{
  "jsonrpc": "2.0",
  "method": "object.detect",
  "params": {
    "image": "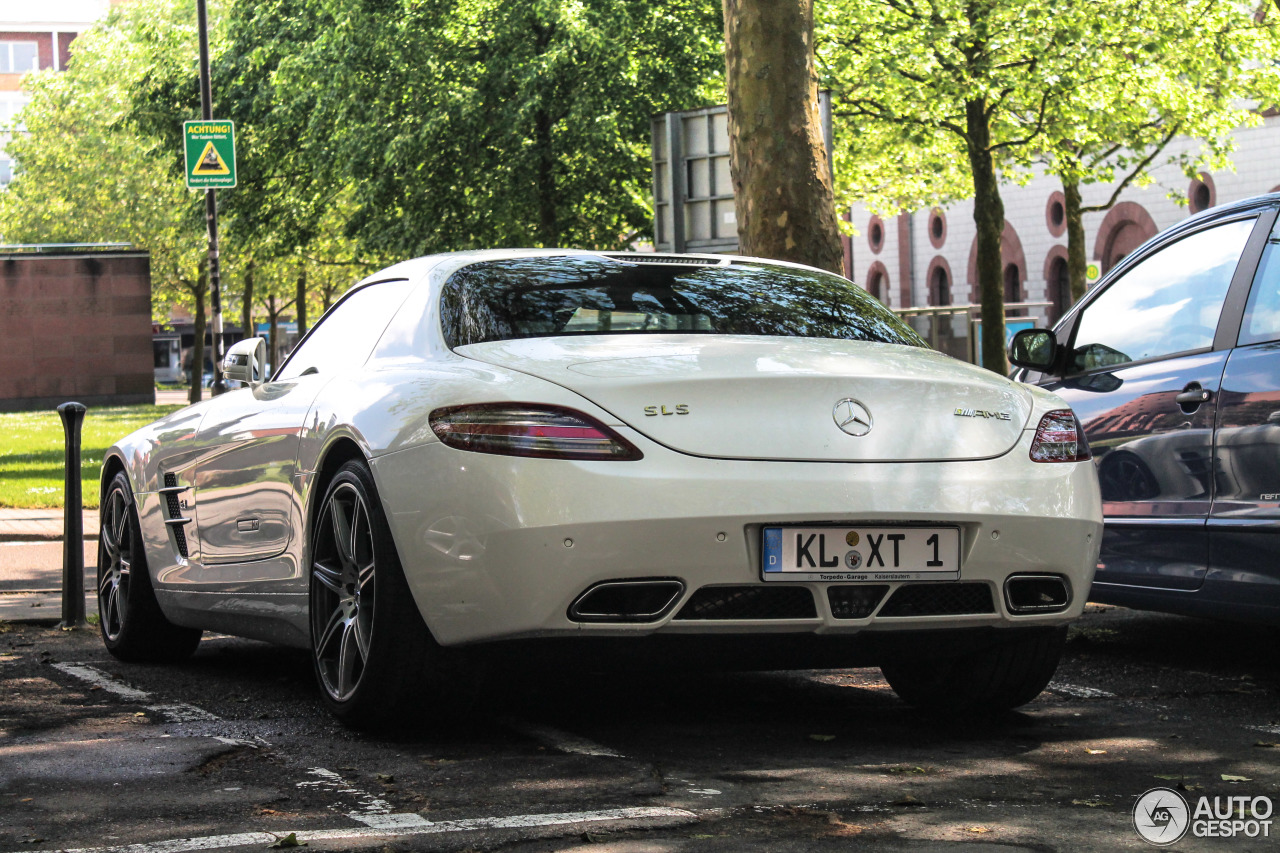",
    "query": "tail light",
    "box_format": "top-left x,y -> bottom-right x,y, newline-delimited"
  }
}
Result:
429,403 -> 643,460
1029,409 -> 1091,463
